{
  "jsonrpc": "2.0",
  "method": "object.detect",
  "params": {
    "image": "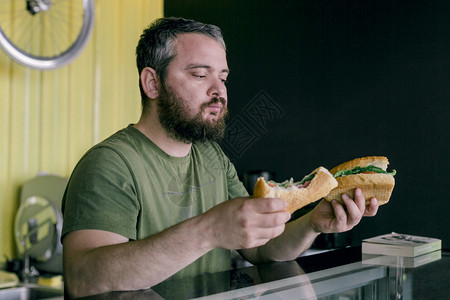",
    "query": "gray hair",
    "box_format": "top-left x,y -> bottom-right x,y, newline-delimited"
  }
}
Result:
136,17 -> 226,108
